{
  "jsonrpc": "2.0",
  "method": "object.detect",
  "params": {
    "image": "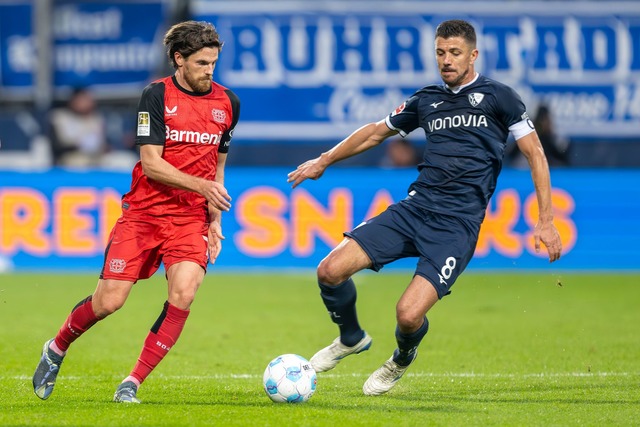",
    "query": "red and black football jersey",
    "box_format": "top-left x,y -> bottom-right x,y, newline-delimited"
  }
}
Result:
123,76 -> 240,219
